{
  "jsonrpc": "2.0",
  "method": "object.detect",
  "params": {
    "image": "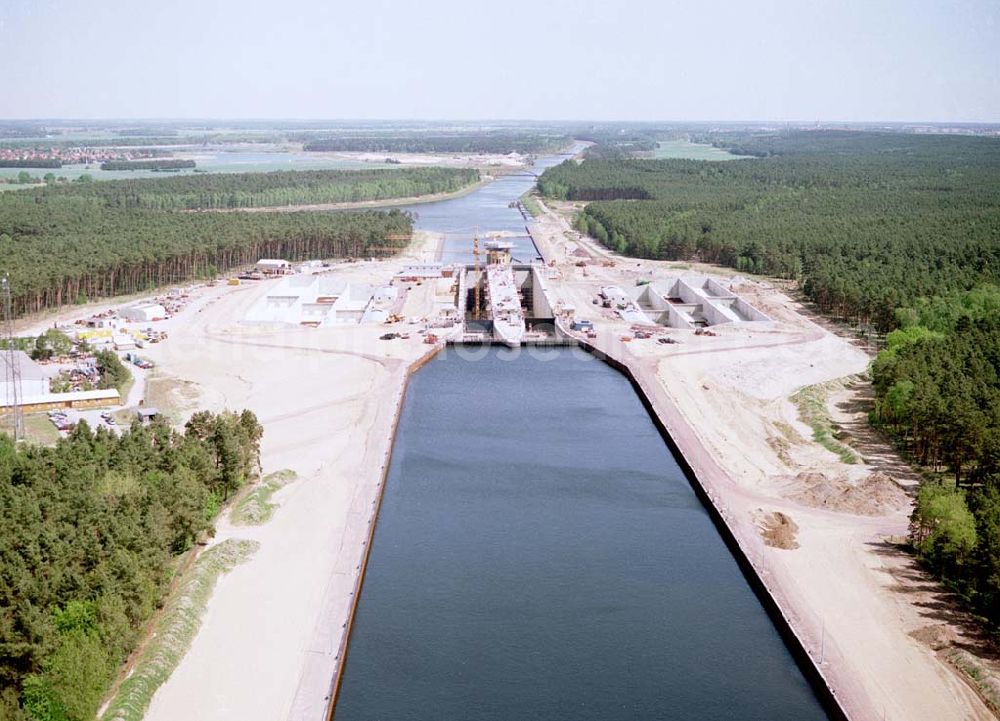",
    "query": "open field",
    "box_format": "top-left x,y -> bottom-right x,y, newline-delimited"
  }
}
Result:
0,412 -> 60,445
0,149 -> 369,182
650,138 -> 752,160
